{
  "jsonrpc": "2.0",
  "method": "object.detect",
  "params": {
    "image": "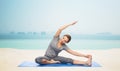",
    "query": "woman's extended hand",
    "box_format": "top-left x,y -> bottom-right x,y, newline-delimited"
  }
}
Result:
71,21 -> 78,25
